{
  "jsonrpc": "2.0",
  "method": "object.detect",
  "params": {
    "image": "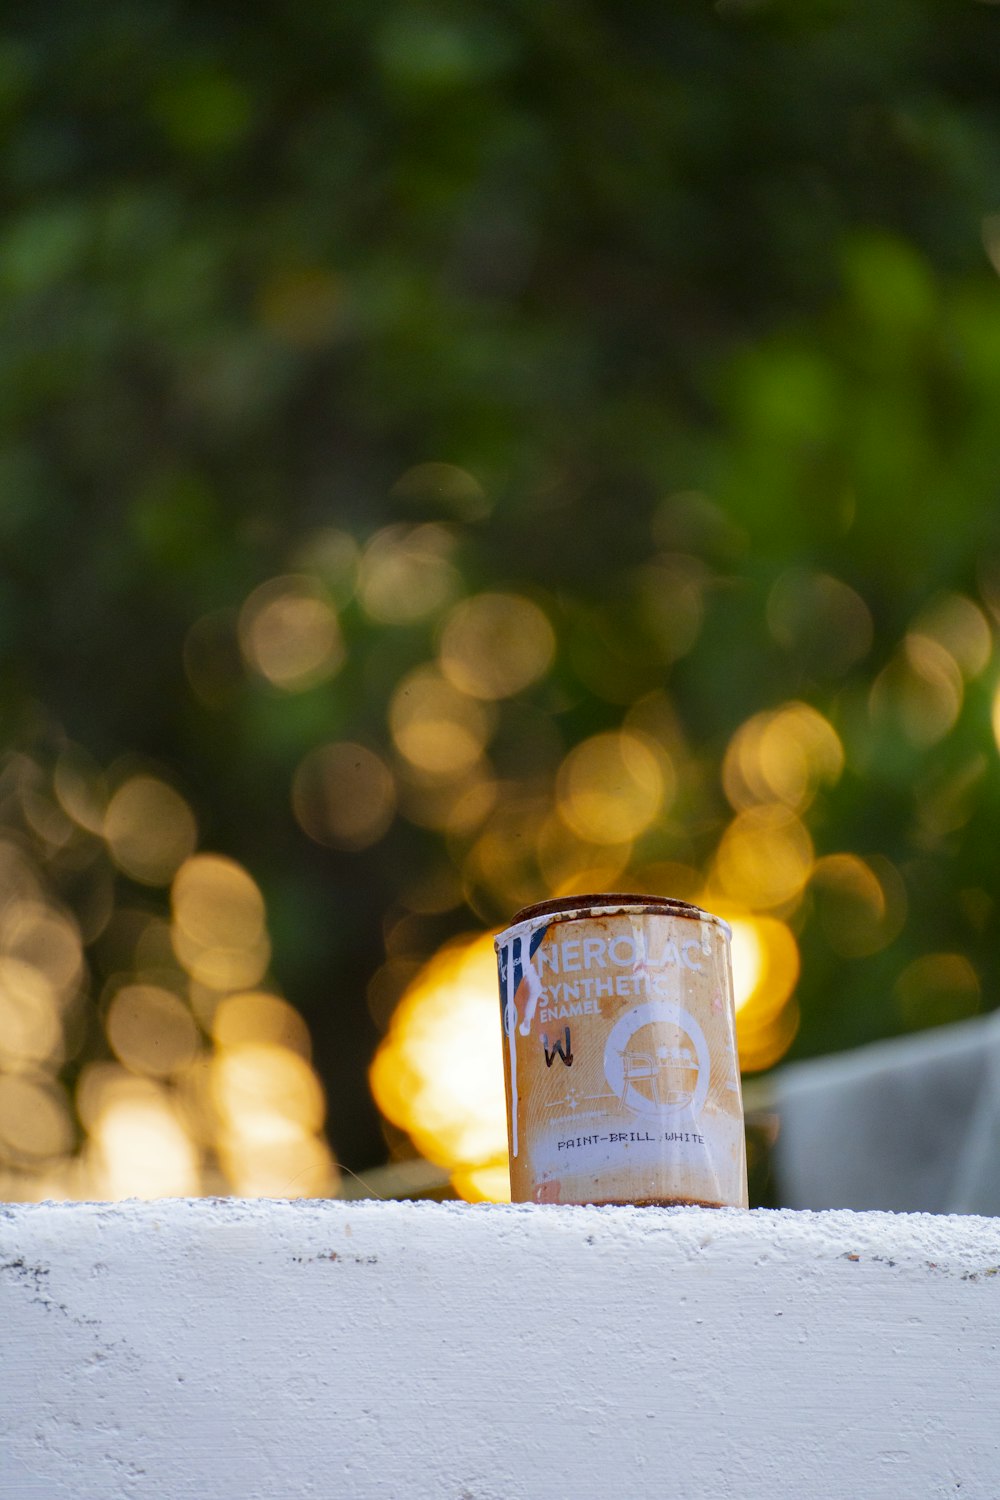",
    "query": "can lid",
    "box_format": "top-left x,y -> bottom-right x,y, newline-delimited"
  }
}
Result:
495,893 -> 731,951
506,892 -> 716,927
